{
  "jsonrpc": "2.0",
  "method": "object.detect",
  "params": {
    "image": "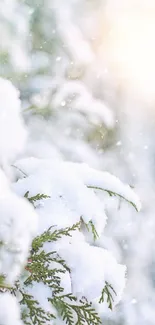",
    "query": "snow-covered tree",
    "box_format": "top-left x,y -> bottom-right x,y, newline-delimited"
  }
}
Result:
0,78 -> 141,325
1,1 -> 154,325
